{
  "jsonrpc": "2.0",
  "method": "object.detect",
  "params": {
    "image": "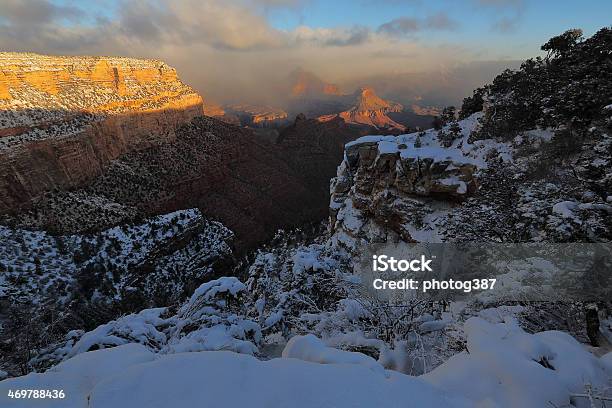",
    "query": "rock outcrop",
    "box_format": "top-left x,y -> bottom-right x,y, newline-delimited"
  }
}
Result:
330,107 -> 612,246
330,133 -> 478,243
202,100 -> 240,125
0,52 -> 203,213
224,104 -> 288,127
287,71 -> 407,132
